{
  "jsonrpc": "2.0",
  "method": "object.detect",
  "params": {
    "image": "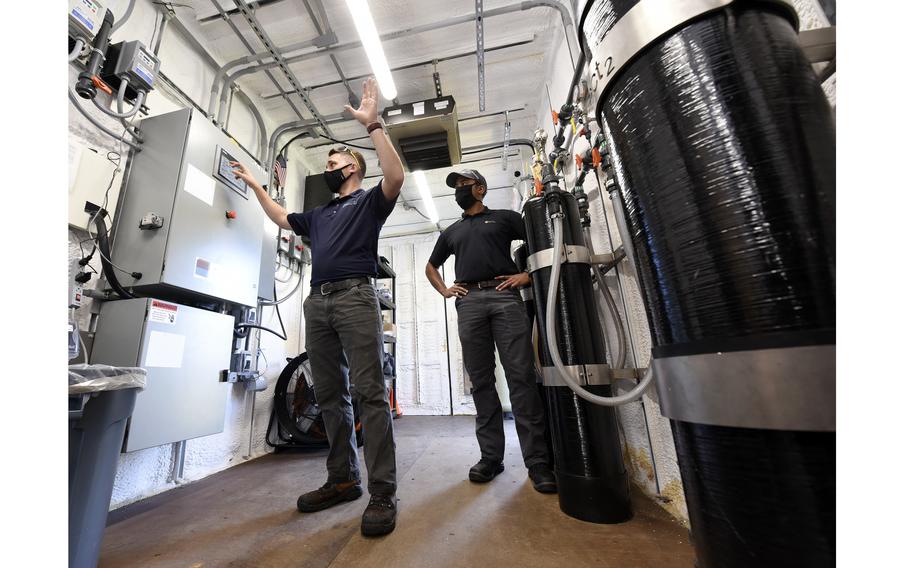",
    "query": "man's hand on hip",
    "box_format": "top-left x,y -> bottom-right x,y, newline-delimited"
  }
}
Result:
495,273 -> 531,291
443,284 -> 469,299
